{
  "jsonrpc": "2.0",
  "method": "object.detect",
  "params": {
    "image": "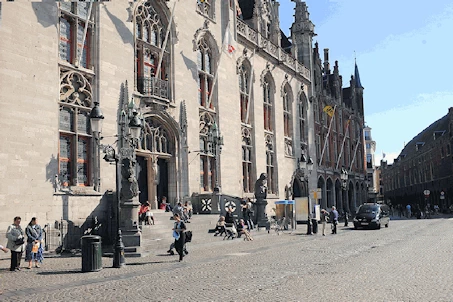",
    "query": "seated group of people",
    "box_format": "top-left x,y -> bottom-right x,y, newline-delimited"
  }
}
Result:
138,202 -> 155,225
214,208 -> 253,241
172,201 -> 192,223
